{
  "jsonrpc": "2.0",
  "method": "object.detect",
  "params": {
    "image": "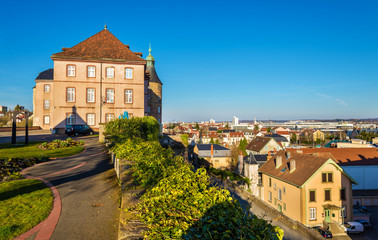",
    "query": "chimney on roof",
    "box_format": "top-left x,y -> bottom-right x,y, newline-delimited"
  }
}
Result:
62,48 -> 69,51
211,144 -> 214,158
275,155 -> 282,168
290,159 -> 296,172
